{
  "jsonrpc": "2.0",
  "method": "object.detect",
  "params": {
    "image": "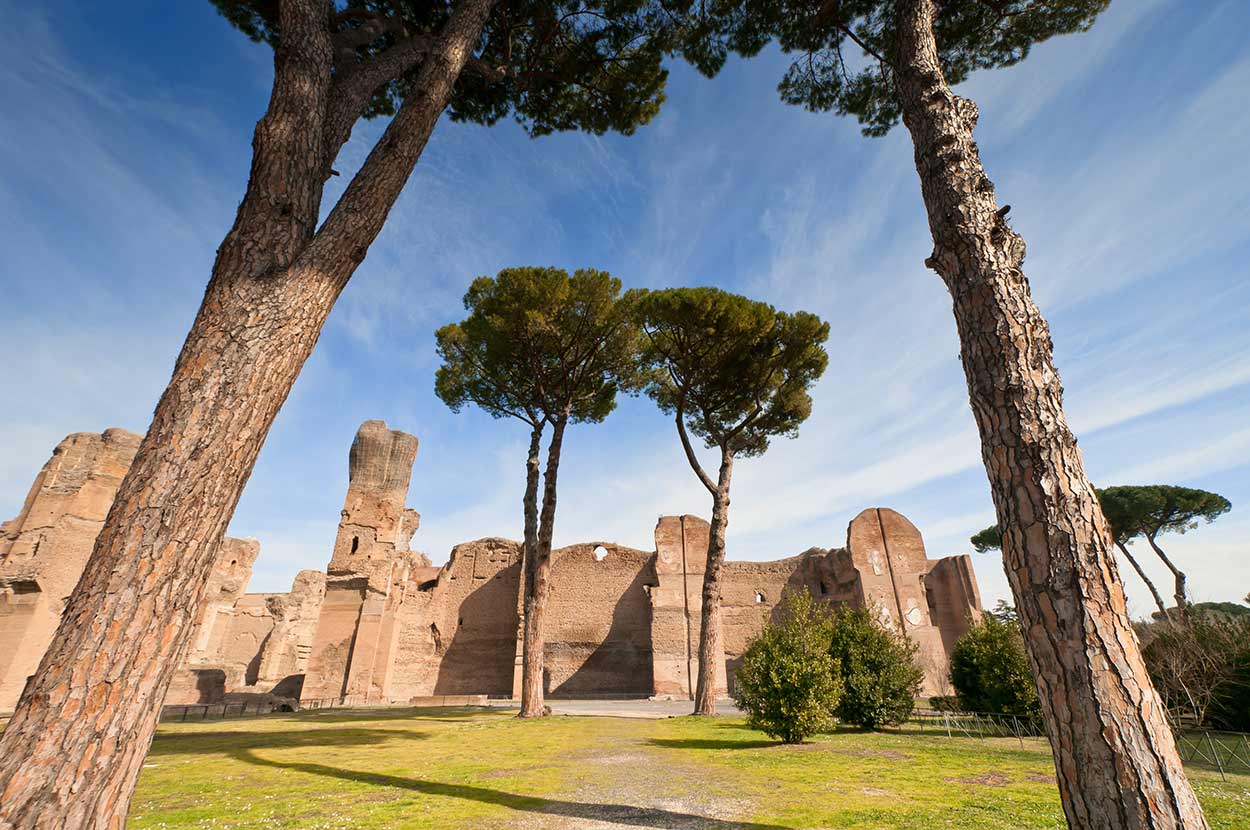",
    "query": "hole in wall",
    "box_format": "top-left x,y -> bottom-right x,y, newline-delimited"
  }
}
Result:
592,545 -> 609,562
755,591 -> 765,604
230,560 -> 238,567
818,579 -> 829,596
350,536 -> 359,554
